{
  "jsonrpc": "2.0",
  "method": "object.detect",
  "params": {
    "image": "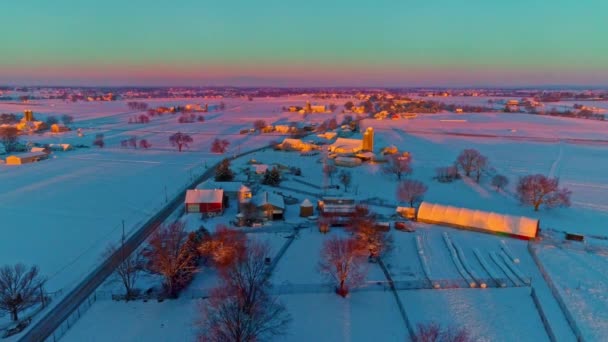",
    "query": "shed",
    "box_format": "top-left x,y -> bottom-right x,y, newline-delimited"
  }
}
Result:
416,202 -> 539,240
5,152 -> 49,165
300,198 -> 314,217
185,189 -> 224,214
334,157 -> 362,167
253,191 -> 285,220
